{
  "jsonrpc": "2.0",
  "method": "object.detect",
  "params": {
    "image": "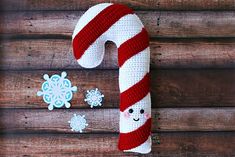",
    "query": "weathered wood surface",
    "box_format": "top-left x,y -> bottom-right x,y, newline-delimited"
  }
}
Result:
0,1 -> 234,157
1,39 -> 235,70
1,11 -> 235,37
0,108 -> 234,133
1,70 -> 235,108
0,132 -> 234,156
1,0 -> 235,11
